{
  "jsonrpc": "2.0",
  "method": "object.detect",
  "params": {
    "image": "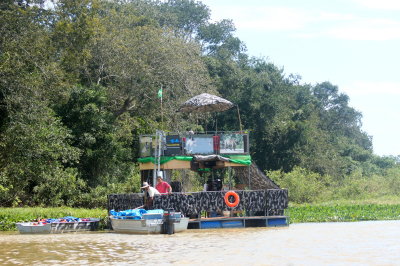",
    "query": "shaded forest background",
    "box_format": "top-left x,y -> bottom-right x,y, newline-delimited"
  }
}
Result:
1,0 -> 399,207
